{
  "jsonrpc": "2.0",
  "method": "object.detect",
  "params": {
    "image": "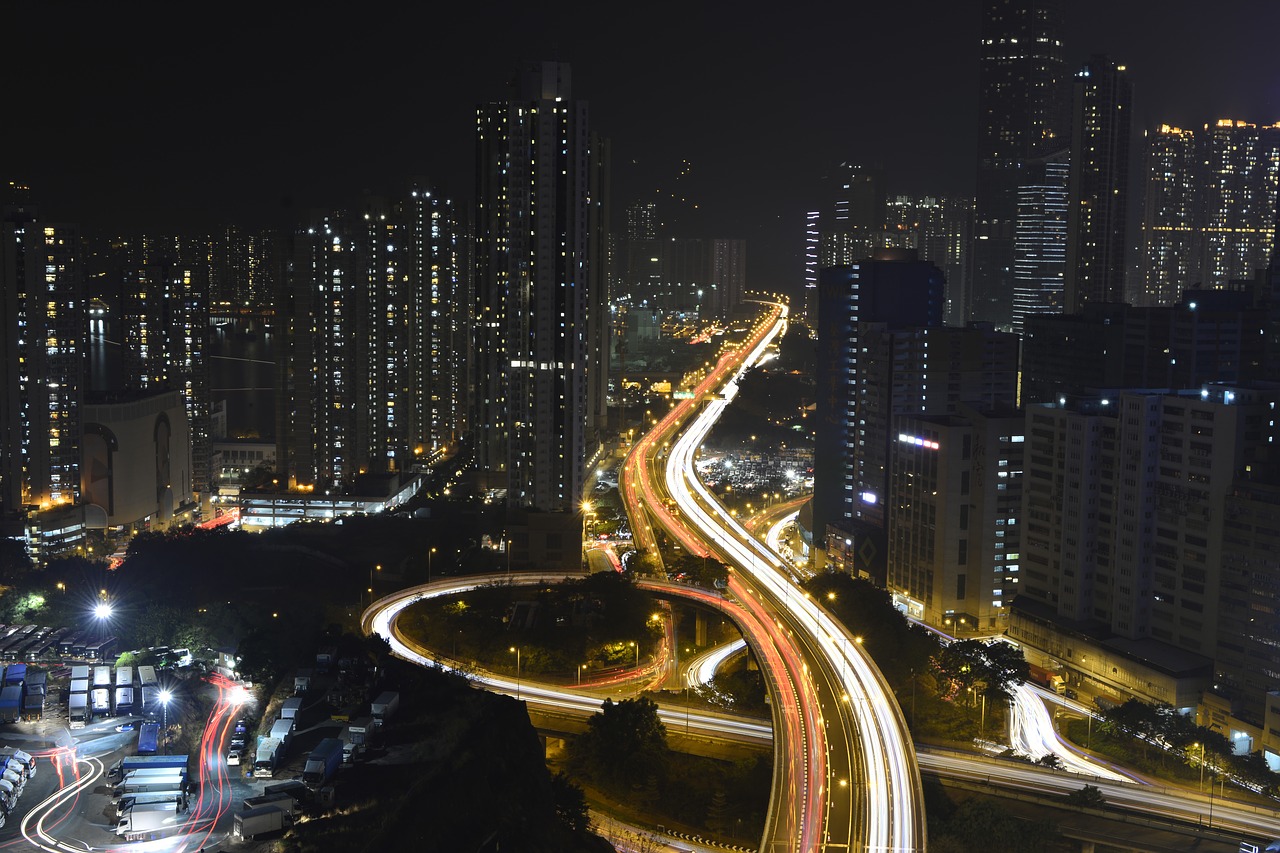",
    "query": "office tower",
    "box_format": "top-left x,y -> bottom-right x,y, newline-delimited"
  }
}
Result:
474,61 -> 593,512
970,0 -> 1069,328
1011,154 -> 1070,332
1065,56 -> 1131,311
0,201 -> 85,523
1138,124 -> 1199,306
889,407 -> 1025,633
813,249 -> 945,574
1201,120 -> 1280,288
